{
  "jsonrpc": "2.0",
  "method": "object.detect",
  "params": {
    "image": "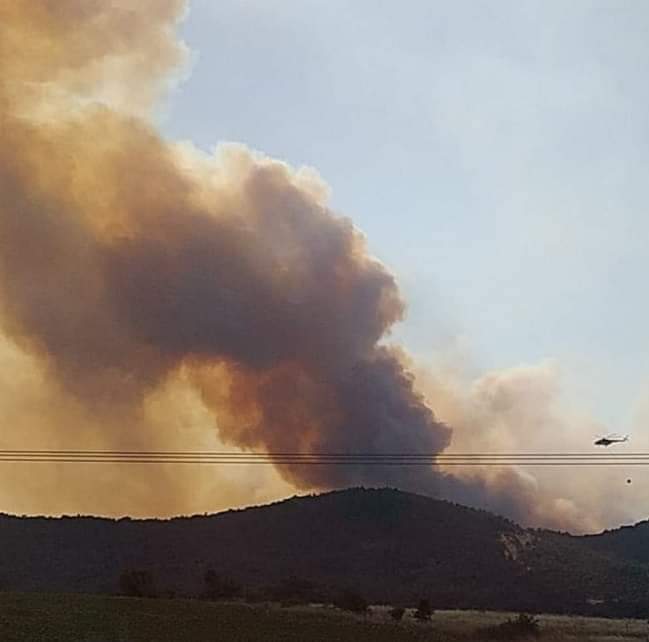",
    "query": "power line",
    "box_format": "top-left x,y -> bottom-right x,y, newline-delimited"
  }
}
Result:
1,450 -> 647,456
0,450 -> 646,466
